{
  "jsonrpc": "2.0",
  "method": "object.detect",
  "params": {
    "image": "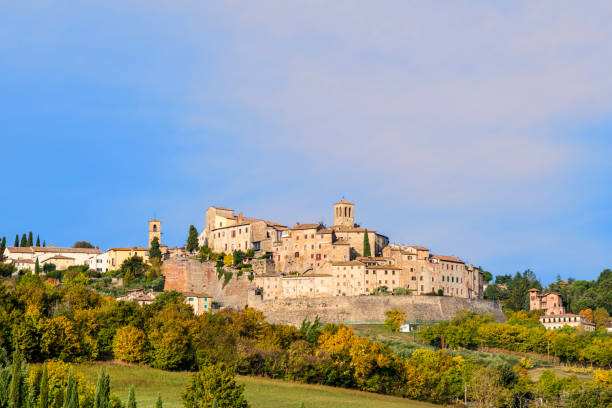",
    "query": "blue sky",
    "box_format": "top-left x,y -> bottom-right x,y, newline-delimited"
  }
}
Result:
1,2 -> 611,284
